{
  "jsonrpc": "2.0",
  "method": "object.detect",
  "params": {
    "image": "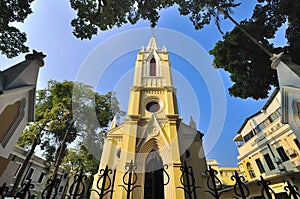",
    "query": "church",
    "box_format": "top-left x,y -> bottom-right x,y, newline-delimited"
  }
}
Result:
90,35 -> 208,199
